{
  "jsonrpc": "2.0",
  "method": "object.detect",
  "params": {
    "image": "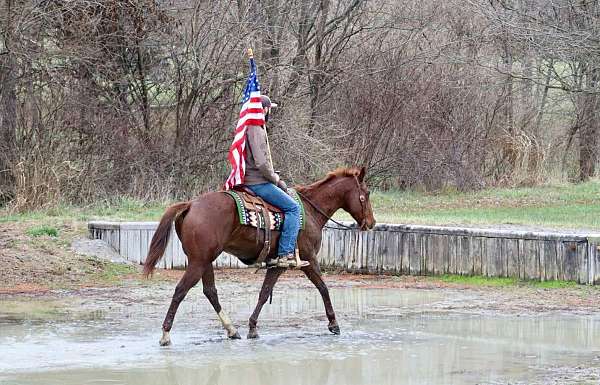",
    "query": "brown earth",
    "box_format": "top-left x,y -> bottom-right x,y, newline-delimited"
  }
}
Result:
0,222 -> 128,294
